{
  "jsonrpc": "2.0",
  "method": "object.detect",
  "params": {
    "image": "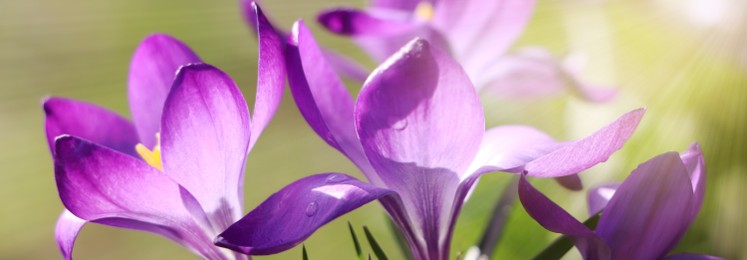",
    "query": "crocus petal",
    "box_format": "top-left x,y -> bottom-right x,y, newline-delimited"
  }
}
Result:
466,125 -> 560,176
356,38 -> 483,177
680,142 -> 706,222
215,173 -> 393,255
241,1 -> 369,82
43,97 -> 139,157
354,25 -> 450,63
240,0 -> 286,39
478,48 -> 616,102
321,48 -> 370,82
432,0 -> 535,75
596,152 -> 694,259
665,254 -> 726,260
54,136 -> 219,257
318,8 -> 419,36
477,51 -> 568,97
370,0 -> 422,11
555,174 -> 583,191
248,3 -> 286,150
518,175 -> 610,259
128,34 -> 202,147
287,21 -> 377,180
354,38 -> 482,258
55,210 -> 86,260
587,183 -> 619,216
523,108 -> 645,177
161,64 -> 250,227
